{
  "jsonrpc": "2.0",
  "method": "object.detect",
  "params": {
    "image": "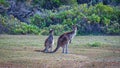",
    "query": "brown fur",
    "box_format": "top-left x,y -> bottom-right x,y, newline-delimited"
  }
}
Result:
49,25 -> 77,54
41,29 -> 54,52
